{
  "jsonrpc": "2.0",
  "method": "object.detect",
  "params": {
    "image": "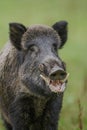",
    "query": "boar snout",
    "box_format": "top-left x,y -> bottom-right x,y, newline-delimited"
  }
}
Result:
49,66 -> 67,81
